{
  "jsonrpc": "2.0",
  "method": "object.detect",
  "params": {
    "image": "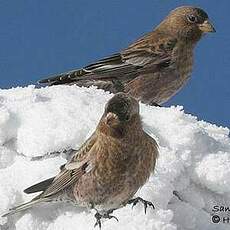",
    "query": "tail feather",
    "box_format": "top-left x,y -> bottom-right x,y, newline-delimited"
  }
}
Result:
38,69 -> 88,85
2,197 -> 51,217
24,177 -> 55,194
